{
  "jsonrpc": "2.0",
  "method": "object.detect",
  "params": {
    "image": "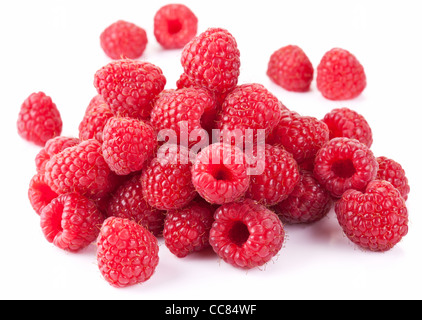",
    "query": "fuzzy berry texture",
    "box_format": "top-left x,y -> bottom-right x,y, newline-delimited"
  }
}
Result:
317,48 -> 366,100
94,59 -> 166,119
96,217 -> 159,288
267,45 -> 314,92
164,200 -> 215,258
209,199 -> 285,269
335,180 -> 408,251
100,20 -> 148,60
40,192 -> 104,252
154,3 -> 198,49
28,173 -> 58,215
17,92 -> 62,146
191,143 -> 250,205
181,28 -> 240,95
246,144 -> 300,206
376,156 -> 410,201
313,137 -> 378,198
102,117 -> 157,176
322,107 -> 373,147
